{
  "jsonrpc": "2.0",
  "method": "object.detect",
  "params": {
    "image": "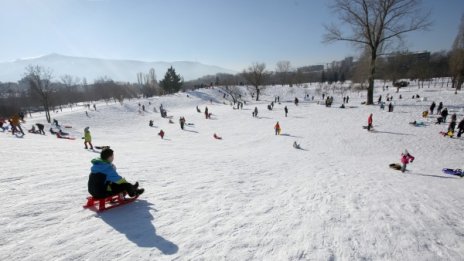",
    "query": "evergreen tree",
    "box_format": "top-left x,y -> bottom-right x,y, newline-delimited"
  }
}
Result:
160,66 -> 183,94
